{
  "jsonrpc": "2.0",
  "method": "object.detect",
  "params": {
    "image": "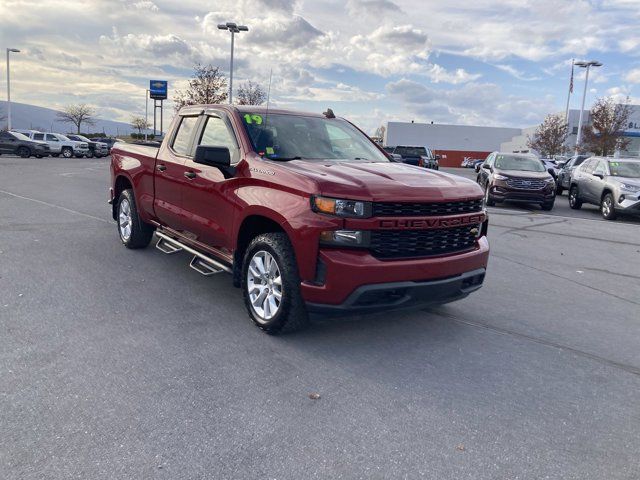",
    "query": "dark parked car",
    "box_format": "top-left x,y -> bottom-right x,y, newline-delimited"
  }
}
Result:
556,155 -> 589,195
477,152 -> 556,210
67,134 -> 109,158
89,137 -> 123,153
386,145 -> 439,169
568,157 -> 640,220
0,131 -> 50,158
382,146 -> 403,162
